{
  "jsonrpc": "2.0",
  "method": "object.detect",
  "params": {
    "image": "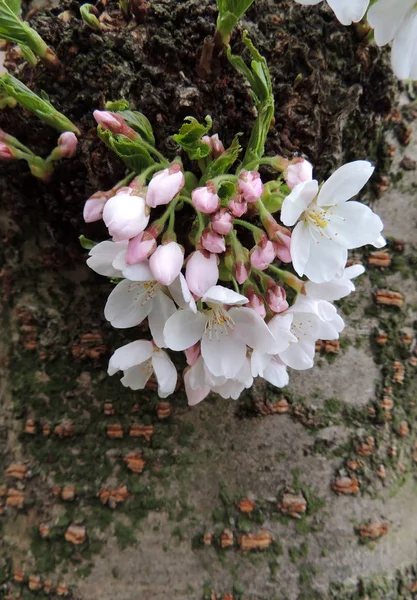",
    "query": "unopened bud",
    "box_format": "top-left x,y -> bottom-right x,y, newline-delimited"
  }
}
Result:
201,229 -> 226,254
93,110 -> 137,140
211,208 -> 233,235
126,231 -> 157,264
201,133 -> 225,158
192,183 -> 220,214
57,132 -> 78,158
228,193 -> 248,217
149,241 -> 184,286
237,170 -> 264,204
284,158 -> 313,190
248,291 -> 266,319
0,142 -> 14,160
146,164 -> 185,208
266,284 -> 288,313
250,239 -> 275,270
